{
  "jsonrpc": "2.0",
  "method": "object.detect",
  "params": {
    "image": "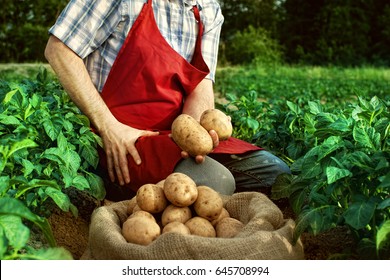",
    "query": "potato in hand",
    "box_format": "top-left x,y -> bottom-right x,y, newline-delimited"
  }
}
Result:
171,114 -> 213,157
200,109 -> 232,140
